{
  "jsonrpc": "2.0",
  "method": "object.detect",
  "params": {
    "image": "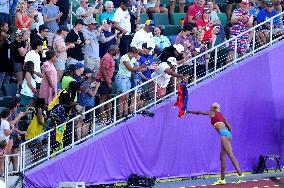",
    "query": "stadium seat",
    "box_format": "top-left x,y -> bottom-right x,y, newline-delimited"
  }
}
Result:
160,0 -> 170,6
163,25 -> 180,36
170,13 -> 186,25
140,13 -> 150,24
152,13 -> 170,25
217,12 -> 227,26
